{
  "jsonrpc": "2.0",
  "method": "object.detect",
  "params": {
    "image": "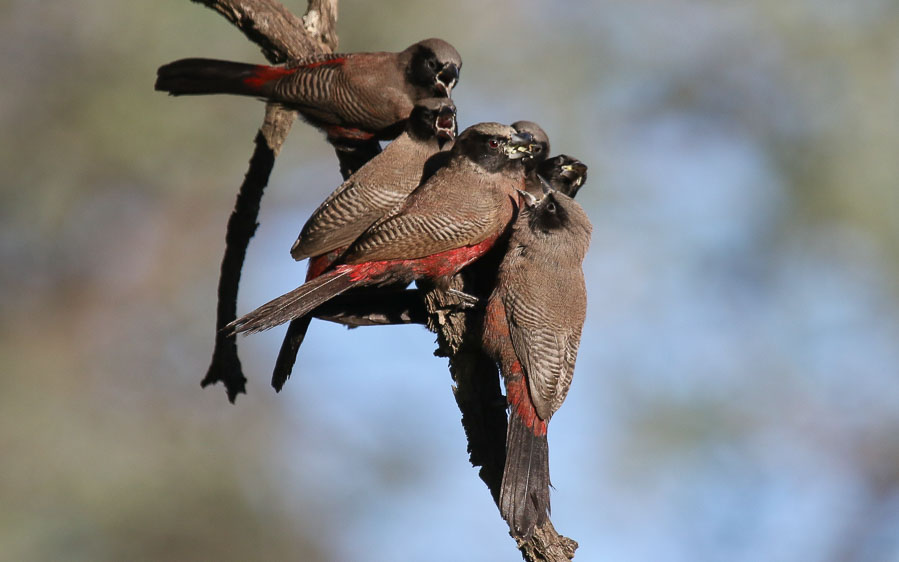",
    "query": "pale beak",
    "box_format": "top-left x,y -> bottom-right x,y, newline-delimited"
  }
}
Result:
516,188 -> 539,207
